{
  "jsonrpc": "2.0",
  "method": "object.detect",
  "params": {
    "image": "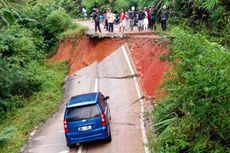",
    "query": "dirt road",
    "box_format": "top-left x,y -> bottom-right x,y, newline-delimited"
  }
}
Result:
22,45 -> 146,153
